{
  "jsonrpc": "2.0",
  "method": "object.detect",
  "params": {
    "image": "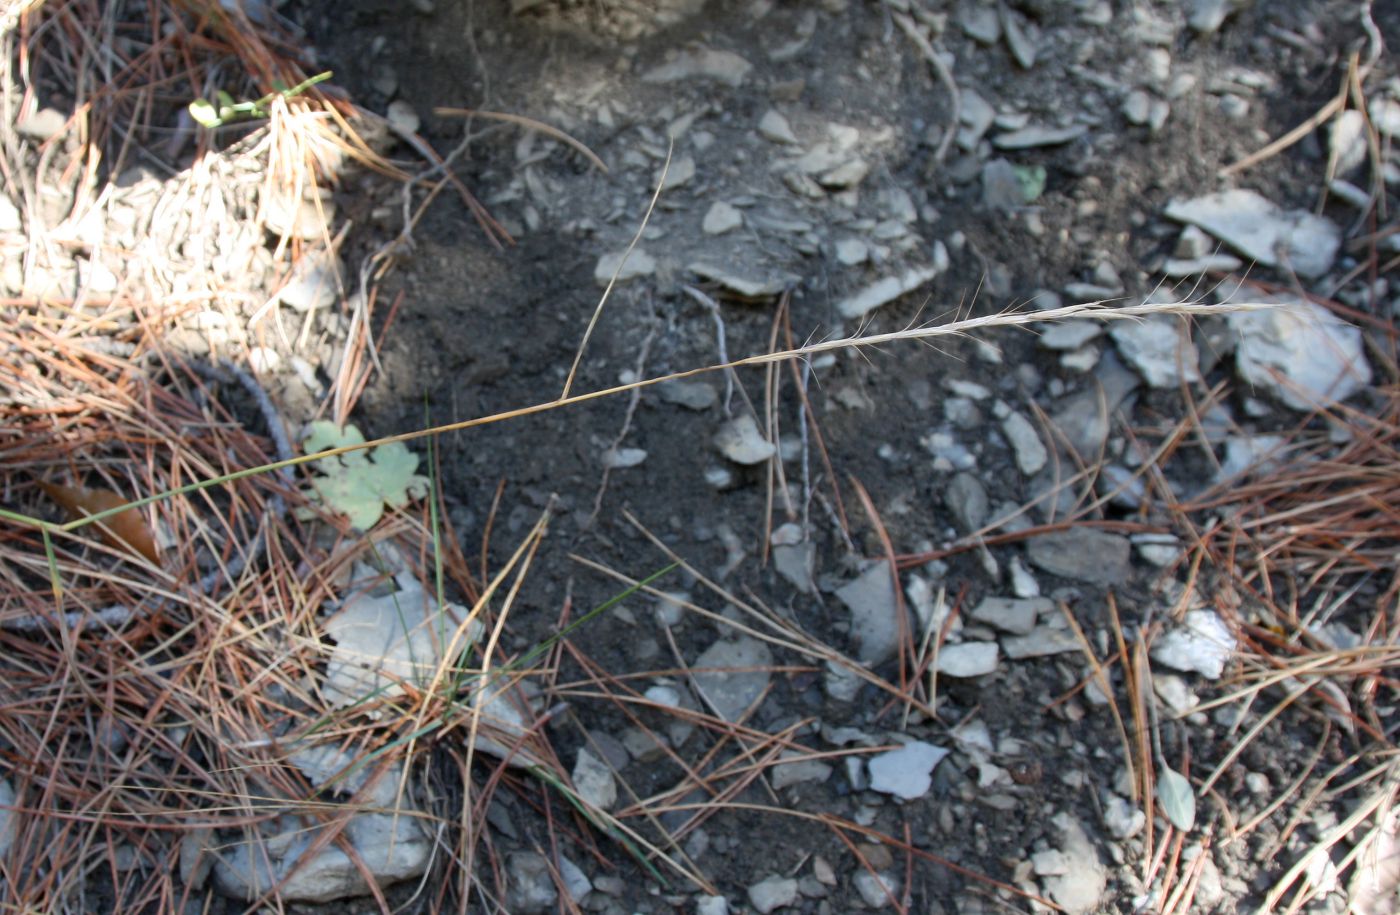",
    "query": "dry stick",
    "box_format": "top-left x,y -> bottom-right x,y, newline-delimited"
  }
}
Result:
891,10 -> 959,168
434,107 -> 608,174
560,141 -> 672,402
10,298 -> 1284,540
1219,52 -> 1354,178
